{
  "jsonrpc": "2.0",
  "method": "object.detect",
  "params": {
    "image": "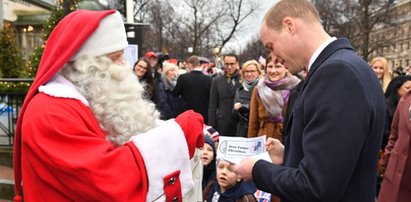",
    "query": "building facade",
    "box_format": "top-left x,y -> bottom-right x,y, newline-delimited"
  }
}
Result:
1,0 -> 54,60
1,0 -> 109,60
370,0 -> 411,70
